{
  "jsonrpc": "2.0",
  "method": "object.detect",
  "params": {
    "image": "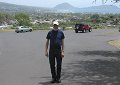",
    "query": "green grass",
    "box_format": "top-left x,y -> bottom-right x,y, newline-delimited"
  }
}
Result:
0,29 -> 15,32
